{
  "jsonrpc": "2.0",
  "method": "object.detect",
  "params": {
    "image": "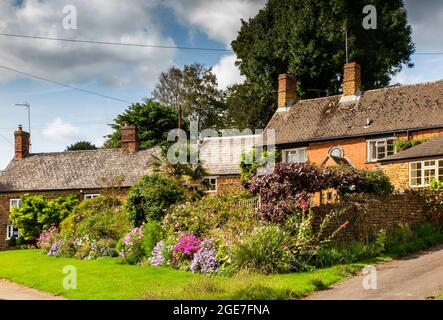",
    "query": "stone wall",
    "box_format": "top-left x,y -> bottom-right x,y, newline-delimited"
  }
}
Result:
381,161 -> 409,190
217,175 -> 244,194
313,191 -> 429,242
